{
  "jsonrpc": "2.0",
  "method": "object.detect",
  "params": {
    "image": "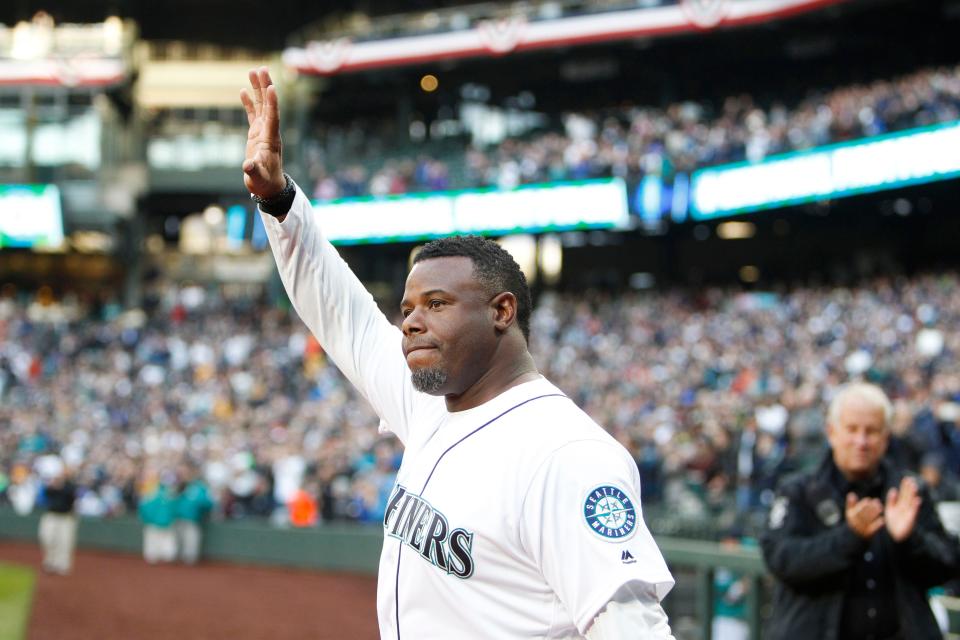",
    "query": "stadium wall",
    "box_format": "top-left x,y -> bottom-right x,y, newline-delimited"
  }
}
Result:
0,507 -> 763,574
0,507 -> 767,637
0,507 -> 382,573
